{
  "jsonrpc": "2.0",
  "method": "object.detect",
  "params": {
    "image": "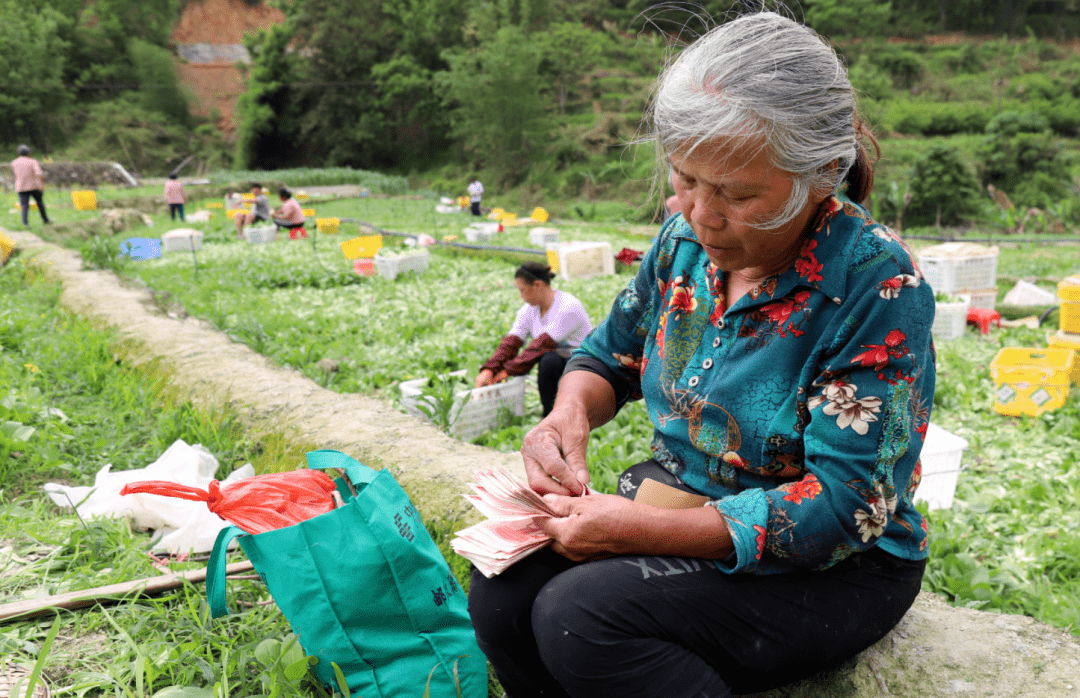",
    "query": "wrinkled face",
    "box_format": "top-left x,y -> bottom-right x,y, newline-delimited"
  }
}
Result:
515,277 -> 545,307
670,139 -> 828,277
